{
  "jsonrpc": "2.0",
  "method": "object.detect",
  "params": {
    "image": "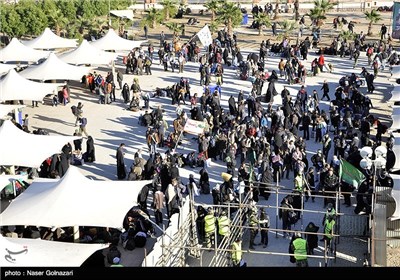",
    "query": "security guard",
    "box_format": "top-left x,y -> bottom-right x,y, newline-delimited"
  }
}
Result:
231,237 -> 243,267
248,203 -> 259,249
204,207 -> 216,249
323,214 -> 336,252
217,209 -> 230,242
291,232 -> 308,267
